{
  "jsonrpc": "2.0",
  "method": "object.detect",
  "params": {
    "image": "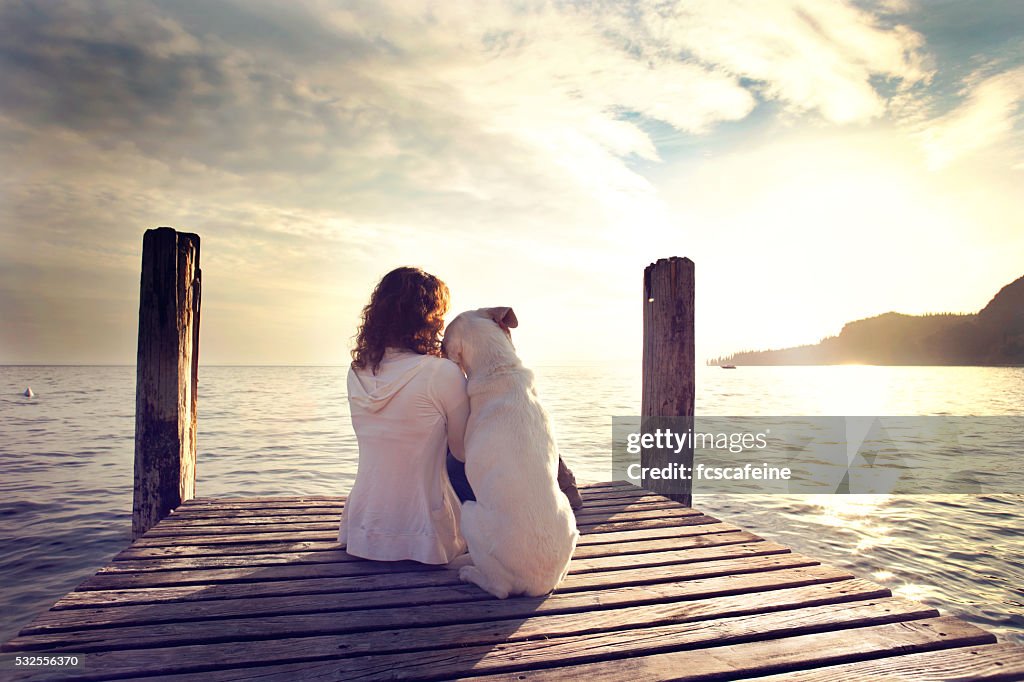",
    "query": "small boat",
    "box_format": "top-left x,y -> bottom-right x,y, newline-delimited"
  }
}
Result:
720,364 -> 737,369
23,386 -> 35,397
